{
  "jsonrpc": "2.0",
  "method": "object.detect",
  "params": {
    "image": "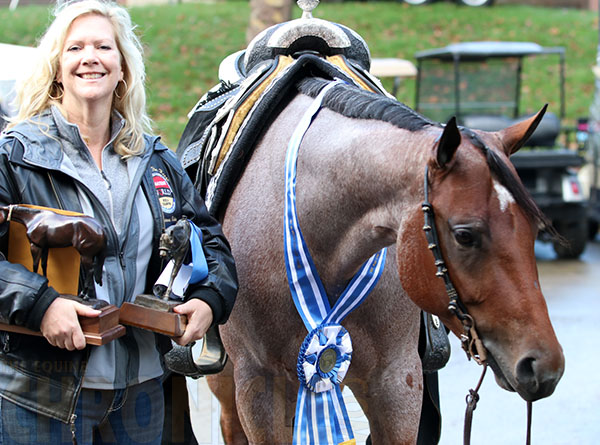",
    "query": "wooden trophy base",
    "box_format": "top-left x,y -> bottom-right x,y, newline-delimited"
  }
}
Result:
119,295 -> 187,337
79,305 -> 126,345
0,304 -> 125,346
